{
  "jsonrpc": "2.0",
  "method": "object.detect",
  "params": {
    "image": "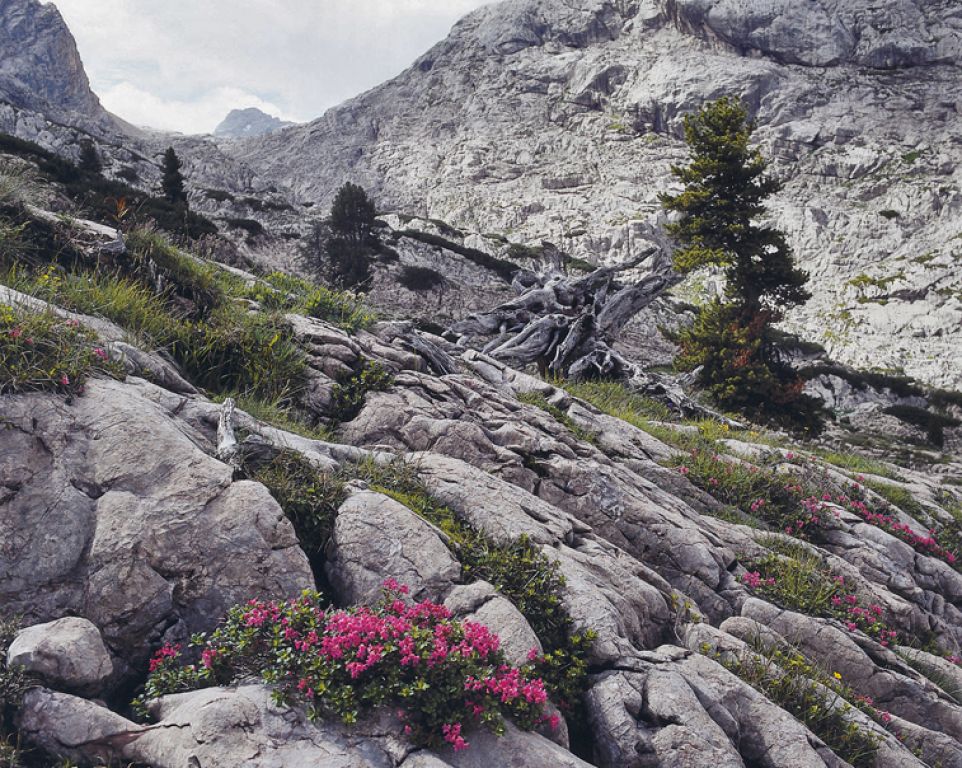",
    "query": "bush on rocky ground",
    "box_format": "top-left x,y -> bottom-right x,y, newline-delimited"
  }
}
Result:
0,616 -> 30,768
398,265 -> 445,292
357,461 -> 595,718
247,271 -> 375,332
716,644 -> 883,767
137,584 -> 556,752
0,303 -> 123,396
330,360 -> 394,424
